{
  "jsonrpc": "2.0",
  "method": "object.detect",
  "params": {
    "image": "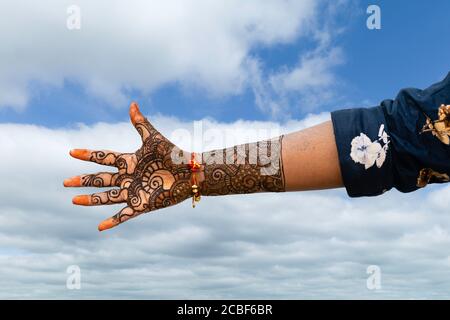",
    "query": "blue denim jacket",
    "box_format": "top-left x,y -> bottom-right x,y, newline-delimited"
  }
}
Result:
331,72 -> 450,197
